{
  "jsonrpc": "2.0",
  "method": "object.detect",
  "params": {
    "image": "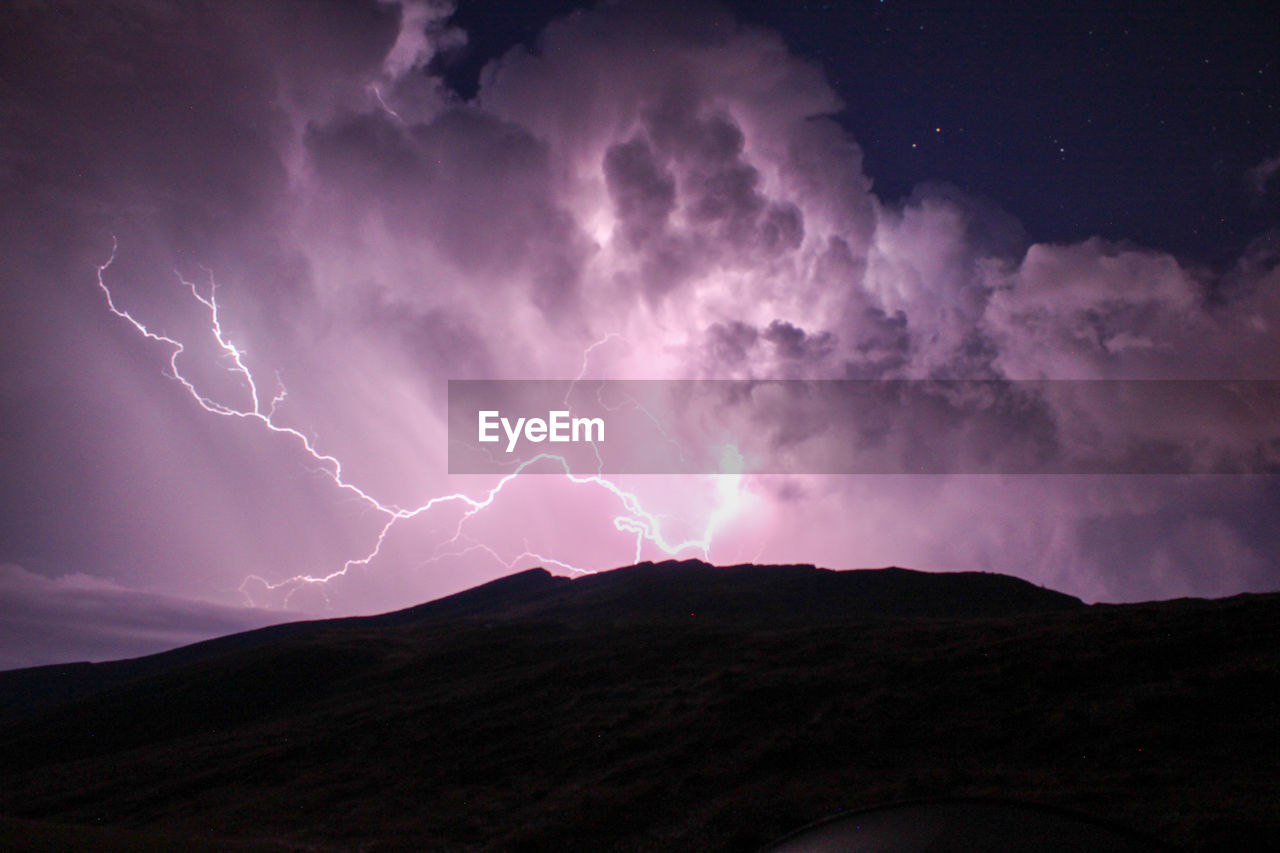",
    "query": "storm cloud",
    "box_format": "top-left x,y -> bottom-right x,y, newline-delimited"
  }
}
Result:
2,0 -> 1278,664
